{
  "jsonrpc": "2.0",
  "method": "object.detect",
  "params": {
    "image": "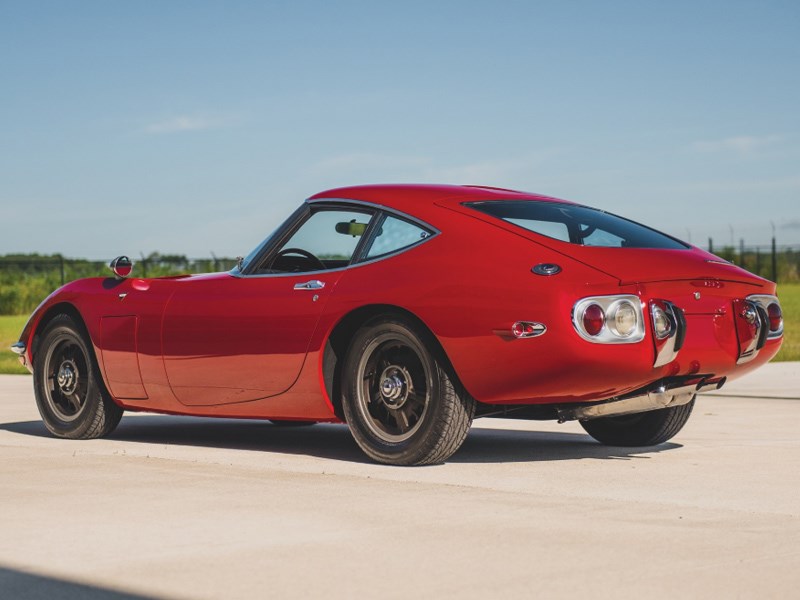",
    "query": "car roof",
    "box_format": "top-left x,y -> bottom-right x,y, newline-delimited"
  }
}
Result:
307,184 -> 575,219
